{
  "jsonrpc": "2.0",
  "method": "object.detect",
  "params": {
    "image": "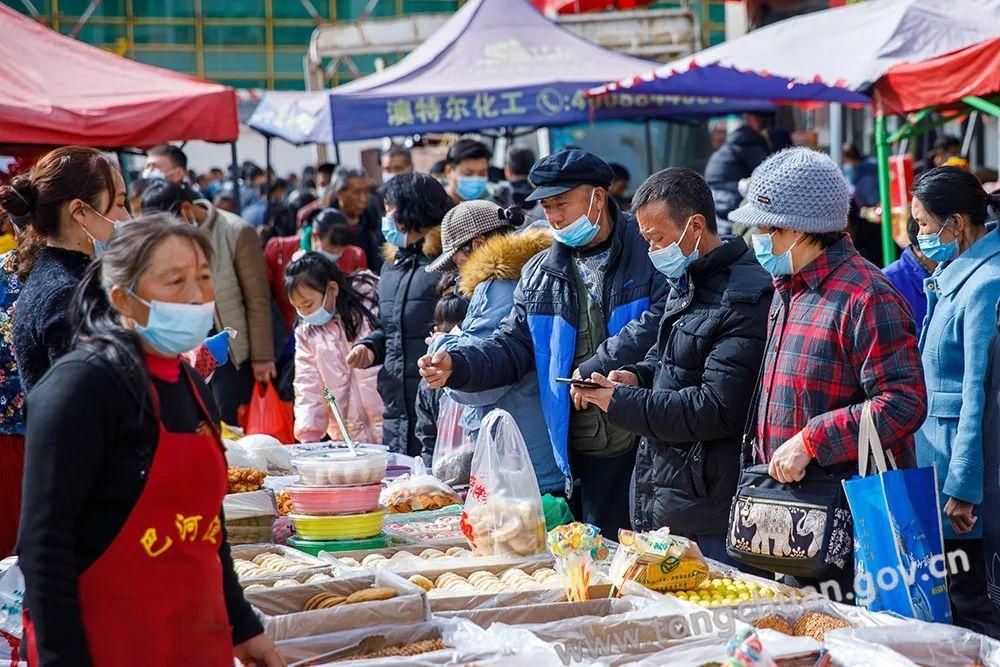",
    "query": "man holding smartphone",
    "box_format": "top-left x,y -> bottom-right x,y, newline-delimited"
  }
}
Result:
574,168 -> 772,566
418,150 -> 667,537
